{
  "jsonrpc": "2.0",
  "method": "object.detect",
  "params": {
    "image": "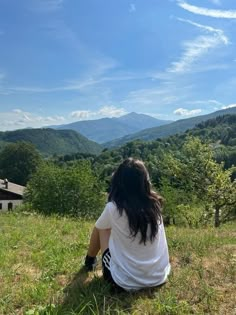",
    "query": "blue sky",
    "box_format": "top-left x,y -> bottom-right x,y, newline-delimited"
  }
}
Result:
0,0 -> 236,130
